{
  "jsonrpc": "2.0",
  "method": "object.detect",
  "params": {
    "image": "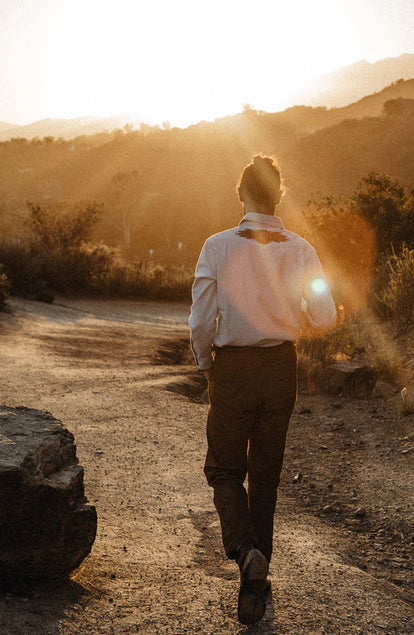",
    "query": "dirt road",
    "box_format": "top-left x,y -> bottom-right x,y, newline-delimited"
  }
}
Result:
0,297 -> 413,634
